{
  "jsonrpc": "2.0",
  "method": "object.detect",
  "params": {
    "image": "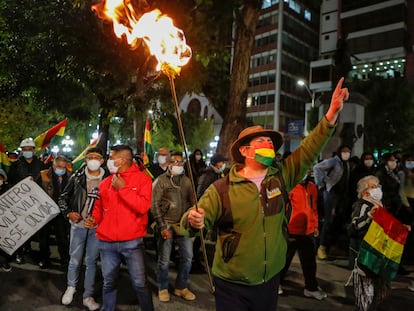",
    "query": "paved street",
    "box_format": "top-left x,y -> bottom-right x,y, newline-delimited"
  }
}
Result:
1,243 -> 414,311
